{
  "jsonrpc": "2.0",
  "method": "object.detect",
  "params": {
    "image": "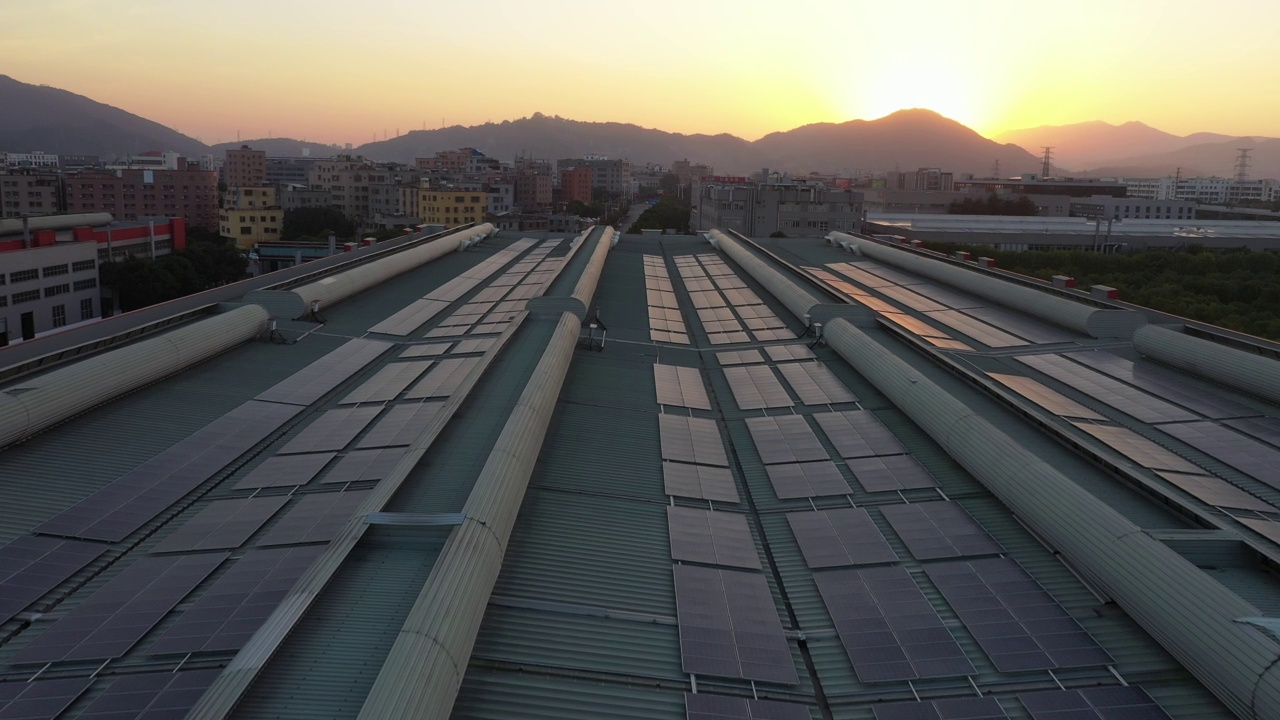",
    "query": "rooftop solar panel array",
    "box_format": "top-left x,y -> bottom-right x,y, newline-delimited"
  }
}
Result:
1155,470 -> 1275,513
645,255 -> 690,344
880,502 -> 1003,560
233,452 -> 336,490
0,536 -> 106,625
1238,518 -> 1280,545
255,338 -> 392,406
398,342 -> 452,358
787,508 -> 896,567
724,365 -> 794,409
73,668 -> 224,720
1223,415 -> 1280,448
813,410 -> 906,458
776,363 -> 859,405
746,416 -> 828,464
1059,351 -> 1259,422
660,415 -> 729,467
14,553 -> 227,664
0,677 -> 92,719
663,463 -> 740,503
356,402 -> 446,448
985,373 -> 1106,421
764,345 -> 816,362
815,566 -> 975,682
1018,686 -> 1171,720
148,546 -> 326,655
278,406 -> 383,454
873,696 -> 1009,720
924,310 -> 1026,348
961,305 -> 1076,345
925,558 -> 1113,672
1160,421 -> 1280,491
845,455 -> 938,493
655,364 -> 713,410
404,357 -> 481,399
673,564 -> 798,684
36,400 -> 302,542
684,693 -> 812,720
256,490 -> 373,546
1017,355 -> 1197,423
668,506 -> 761,569
151,496 -> 289,553
1070,423 -> 1203,474
766,462 -> 853,499
676,254 -> 792,343
338,360 -> 434,404
321,447 -> 409,485
717,349 -> 765,366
